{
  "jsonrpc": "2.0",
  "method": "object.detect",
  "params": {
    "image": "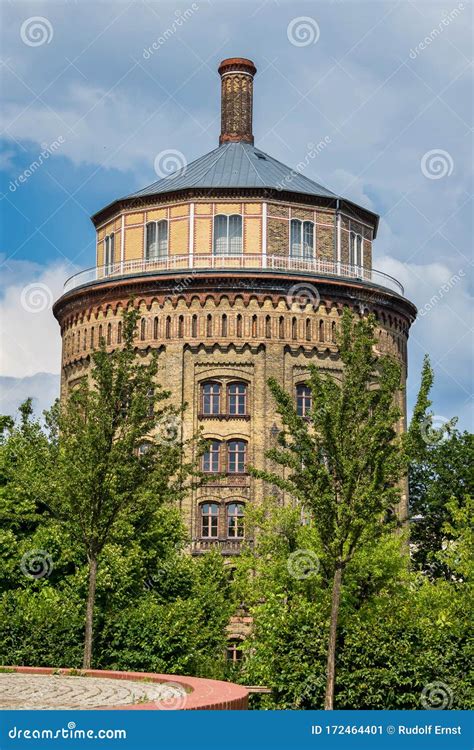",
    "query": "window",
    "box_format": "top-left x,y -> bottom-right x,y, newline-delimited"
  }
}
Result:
117,321 -> 122,344
350,232 -> 363,267
305,318 -> 311,341
201,503 -> 219,538
192,315 -> 197,337
296,384 -> 312,417
213,214 -> 242,255
227,503 -> 244,538
146,220 -> 168,259
153,317 -> 159,339
202,440 -> 220,473
178,315 -> 184,338
228,440 -> 246,473
165,316 -> 171,339
206,314 -> 212,337
290,219 -> 314,259
251,315 -> 257,337
90,327 -> 95,349
265,315 -> 271,338
319,319 -> 324,342
140,318 -> 146,341
138,442 -> 151,456
98,324 -> 103,342
221,314 -> 227,337
331,321 -> 337,343
279,316 -> 285,339
228,383 -> 247,416
83,329 -> 87,350
226,639 -> 243,663
107,323 -> 112,345
236,314 -> 243,338
202,382 -> 221,415
104,233 -> 115,272
292,317 -> 297,340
